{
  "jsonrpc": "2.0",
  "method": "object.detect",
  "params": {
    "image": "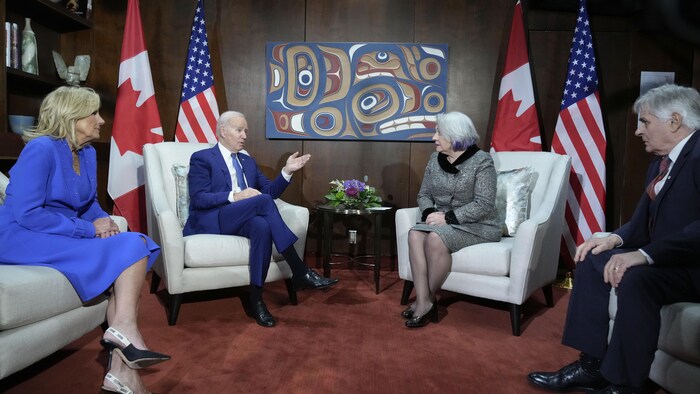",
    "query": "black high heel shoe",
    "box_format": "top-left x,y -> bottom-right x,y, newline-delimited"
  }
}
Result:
100,327 -> 171,369
405,303 -> 438,328
400,306 -> 415,319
